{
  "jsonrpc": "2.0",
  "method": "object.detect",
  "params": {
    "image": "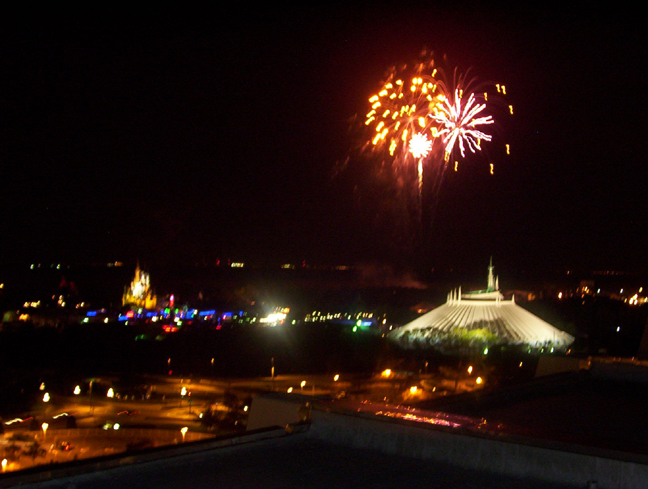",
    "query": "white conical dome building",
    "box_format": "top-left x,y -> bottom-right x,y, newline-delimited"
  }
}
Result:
389,259 -> 574,350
